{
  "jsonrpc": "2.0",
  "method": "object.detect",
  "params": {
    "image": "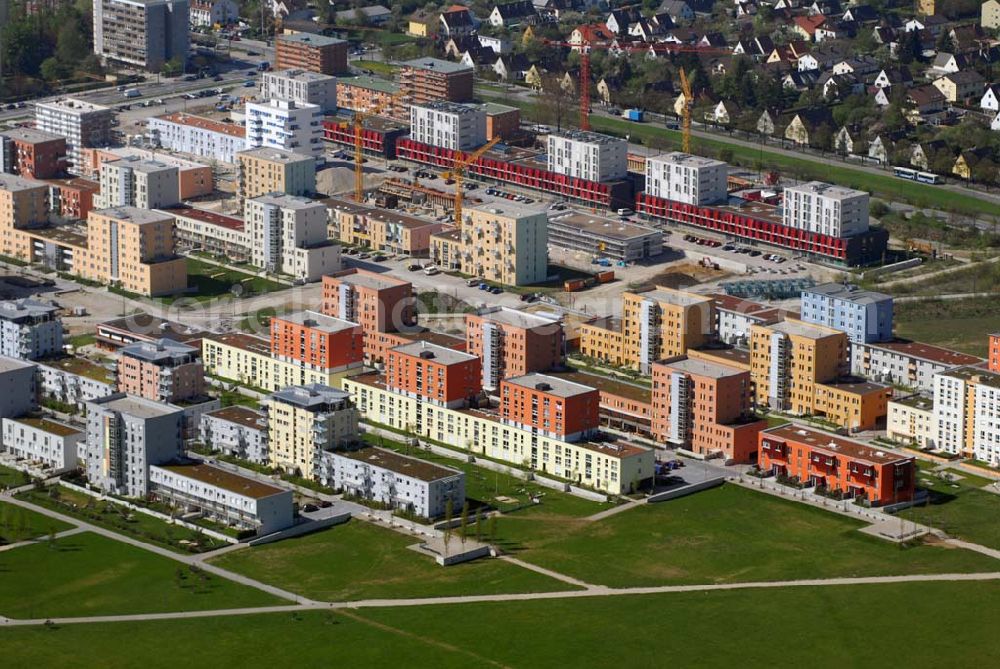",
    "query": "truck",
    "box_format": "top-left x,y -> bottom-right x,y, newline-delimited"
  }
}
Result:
622,109 -> 644,122
258,61 -> 271,72
122,88 -> 140,98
